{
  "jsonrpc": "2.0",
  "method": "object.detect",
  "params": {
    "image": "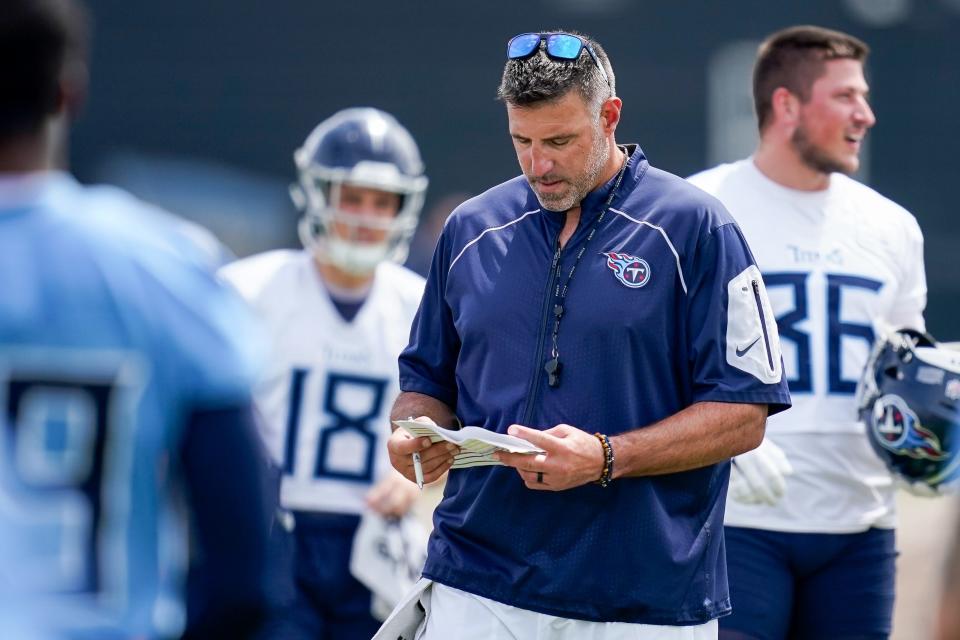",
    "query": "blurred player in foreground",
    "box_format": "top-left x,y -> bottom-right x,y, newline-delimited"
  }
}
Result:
0,0 -> 273,638
219,107 -> 430,639
689,25 -> 930,639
